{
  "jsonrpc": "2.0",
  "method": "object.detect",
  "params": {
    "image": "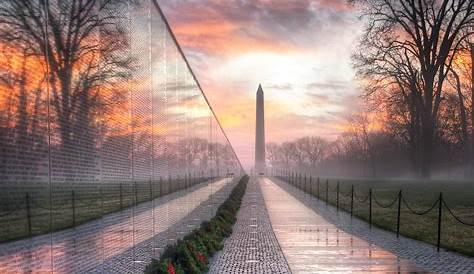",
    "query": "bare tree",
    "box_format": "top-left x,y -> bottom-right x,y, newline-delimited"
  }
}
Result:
0,0 -> 133,152
266,143 -> 280,167
0,0 -> 135,183
447,67 -> 469,175
352,0 -> 474,178
347,113 -> 378,177
279,142 -> 297,168
295,136 -> 328,168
